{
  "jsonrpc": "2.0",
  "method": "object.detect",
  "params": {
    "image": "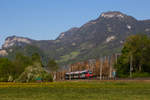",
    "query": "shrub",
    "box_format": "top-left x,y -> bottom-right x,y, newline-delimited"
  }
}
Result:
42,73 -> 53,82
132,72 -> 150,78
16,62 -> 53,82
